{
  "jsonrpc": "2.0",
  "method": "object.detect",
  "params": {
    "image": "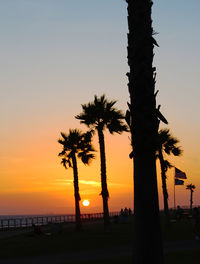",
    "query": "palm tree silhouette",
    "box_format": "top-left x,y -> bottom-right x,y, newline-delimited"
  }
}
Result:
157,128 -> 182,226
126,0 -> 164,263
76,94 -> 128,231
186,183 -> 196,212
58,129 -> 95,231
